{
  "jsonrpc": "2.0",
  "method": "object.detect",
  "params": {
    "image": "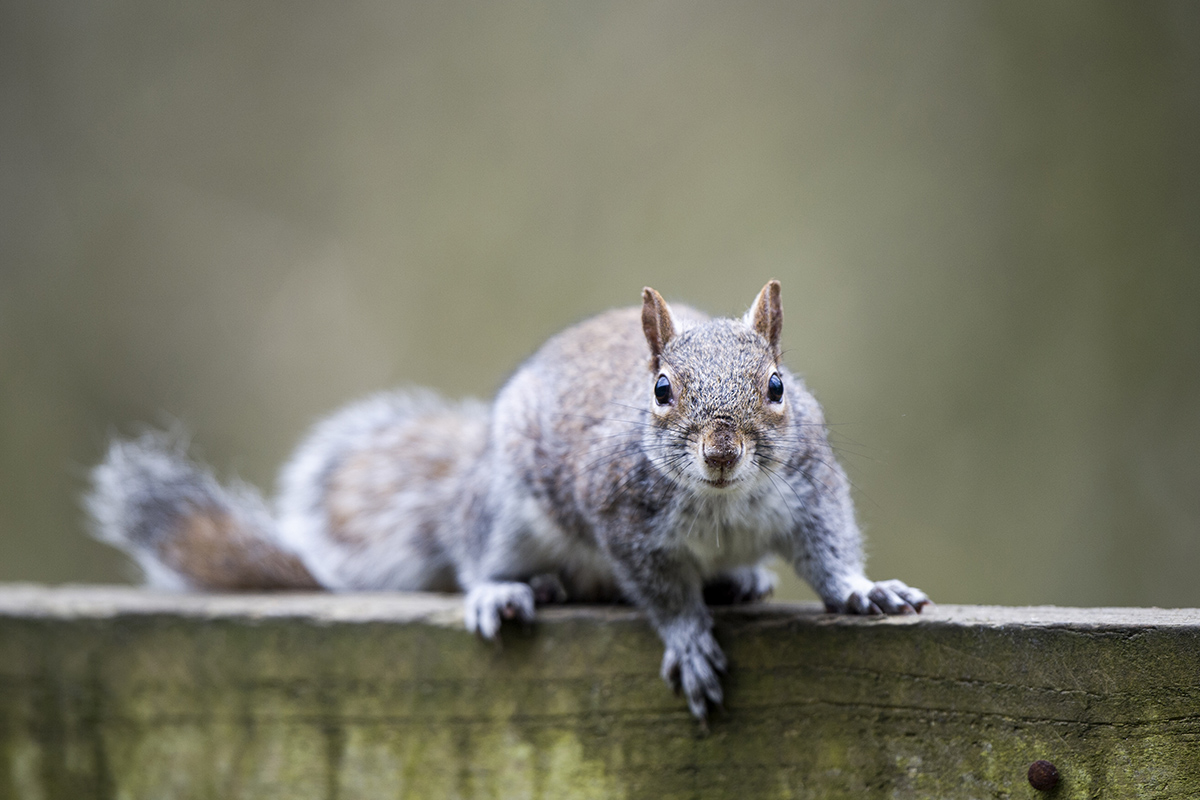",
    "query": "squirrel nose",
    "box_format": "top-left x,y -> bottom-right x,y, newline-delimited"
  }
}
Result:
702,428 -> 742,471
703,446 -> 741,470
